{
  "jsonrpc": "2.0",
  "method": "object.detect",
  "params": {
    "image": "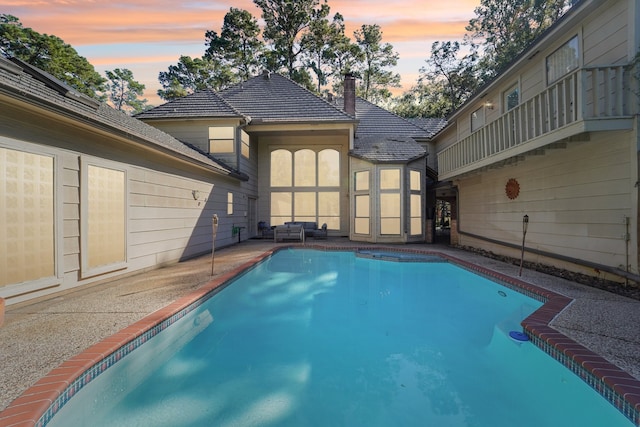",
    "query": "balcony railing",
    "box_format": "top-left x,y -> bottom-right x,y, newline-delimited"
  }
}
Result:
437,65 -> 635,179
